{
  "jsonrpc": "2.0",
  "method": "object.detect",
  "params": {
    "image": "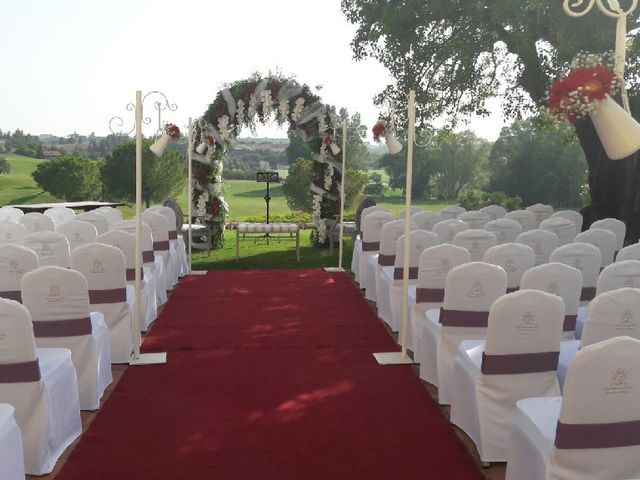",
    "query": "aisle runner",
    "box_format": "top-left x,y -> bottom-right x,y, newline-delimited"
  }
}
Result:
57,269 -> 483,479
